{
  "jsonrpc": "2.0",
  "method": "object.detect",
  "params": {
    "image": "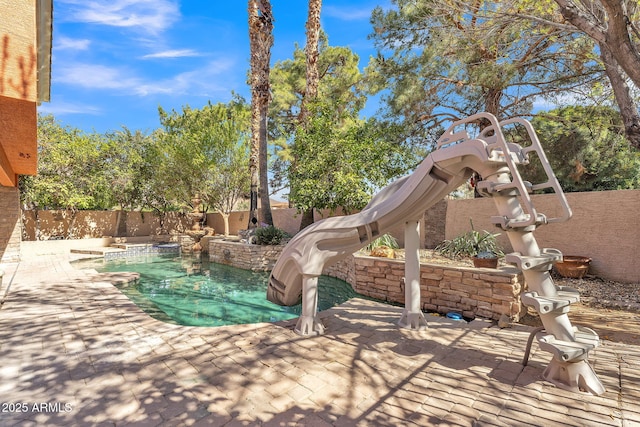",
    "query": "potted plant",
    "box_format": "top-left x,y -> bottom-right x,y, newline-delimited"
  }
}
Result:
435,220 -> 504,268
554,255 -> 591,278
